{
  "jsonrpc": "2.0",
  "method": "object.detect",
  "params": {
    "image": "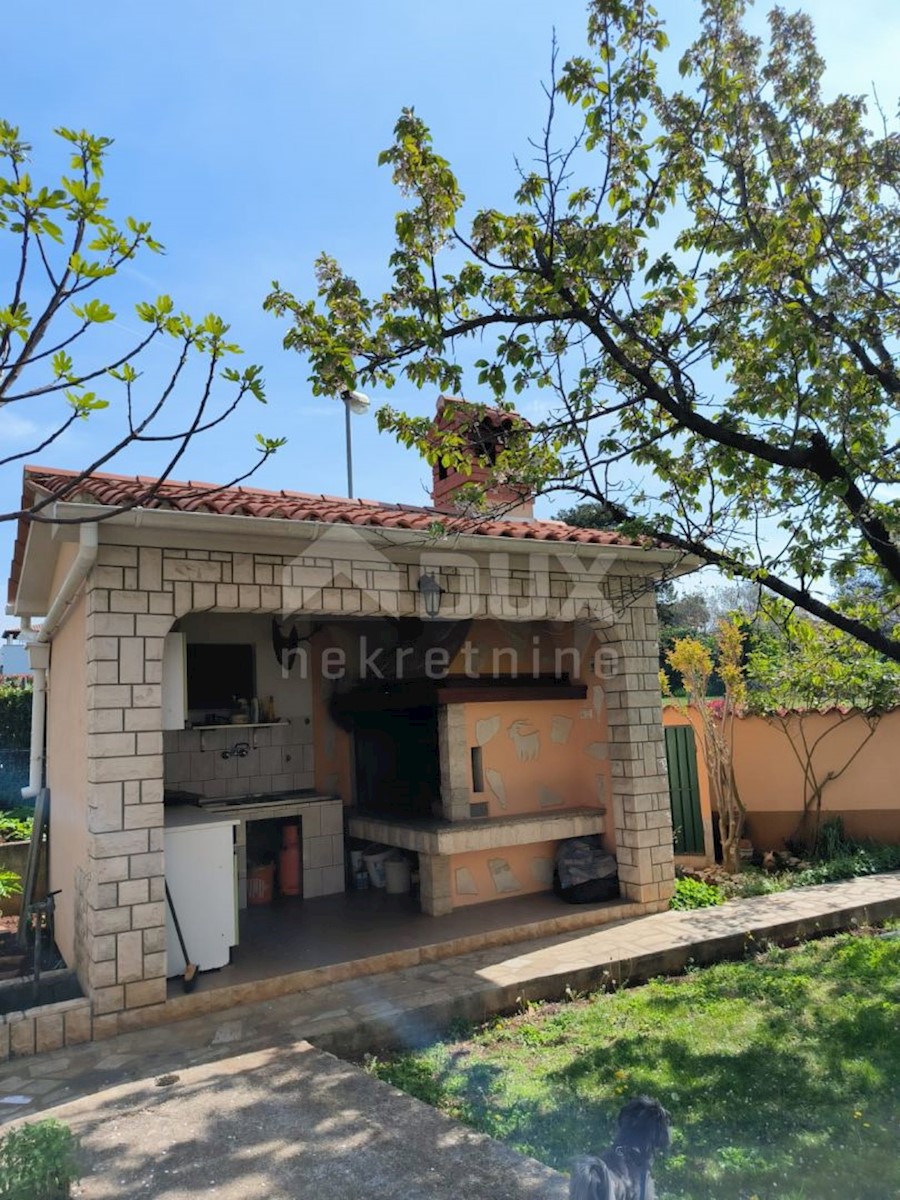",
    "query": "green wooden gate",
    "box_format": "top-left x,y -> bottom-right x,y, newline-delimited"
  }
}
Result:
664,724 -> 704,854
